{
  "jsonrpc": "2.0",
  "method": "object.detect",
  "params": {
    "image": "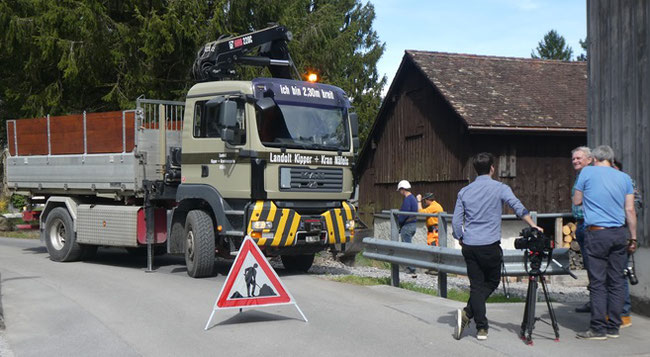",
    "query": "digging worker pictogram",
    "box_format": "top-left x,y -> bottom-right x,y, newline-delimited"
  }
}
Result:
244,263 -> 259,297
